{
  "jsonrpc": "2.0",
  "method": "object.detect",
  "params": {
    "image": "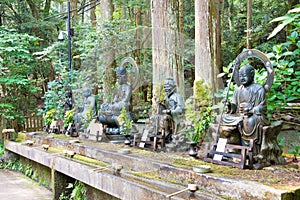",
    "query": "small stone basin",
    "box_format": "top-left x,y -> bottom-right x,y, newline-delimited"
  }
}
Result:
192,165 -> 211,173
